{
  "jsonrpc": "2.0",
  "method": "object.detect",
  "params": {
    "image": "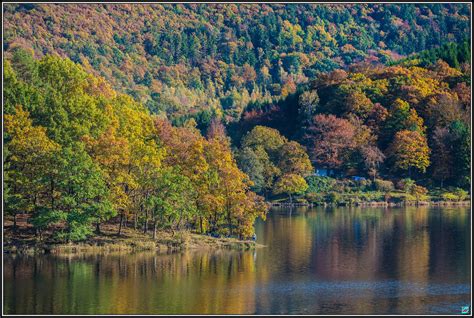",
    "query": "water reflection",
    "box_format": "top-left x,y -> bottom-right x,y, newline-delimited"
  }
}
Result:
4,206 -> 471,314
